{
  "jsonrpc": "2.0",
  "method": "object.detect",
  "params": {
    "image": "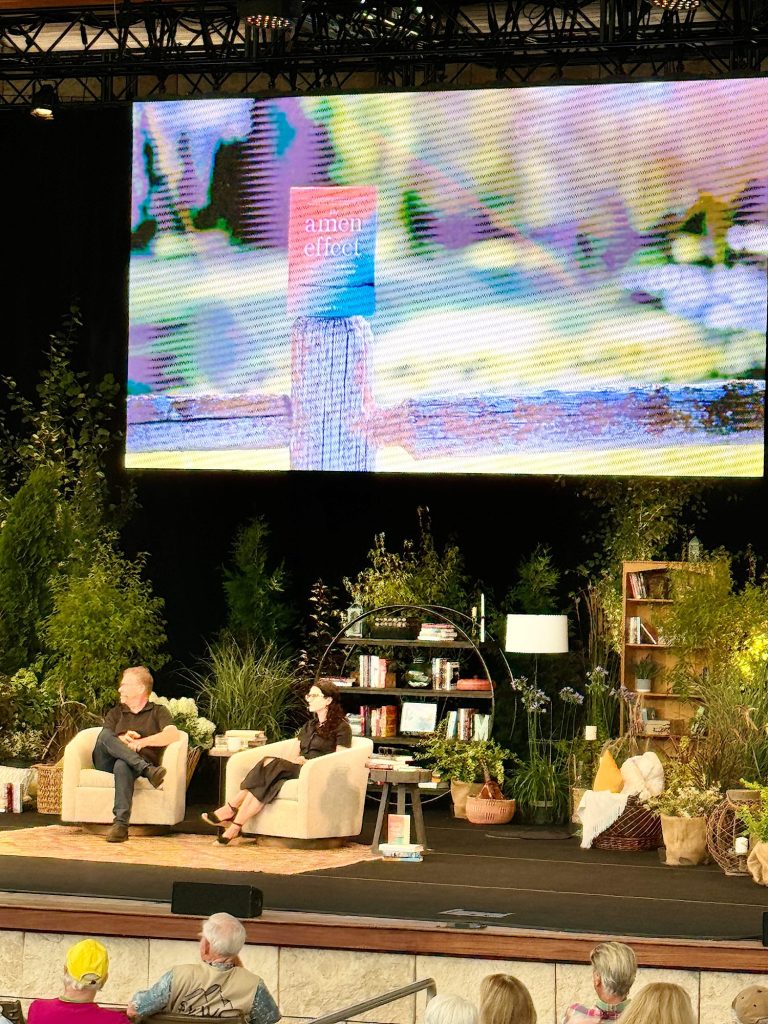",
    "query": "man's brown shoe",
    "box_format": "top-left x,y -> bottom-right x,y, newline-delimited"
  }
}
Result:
145,765 -> 167,789
106,822 -> 129,843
